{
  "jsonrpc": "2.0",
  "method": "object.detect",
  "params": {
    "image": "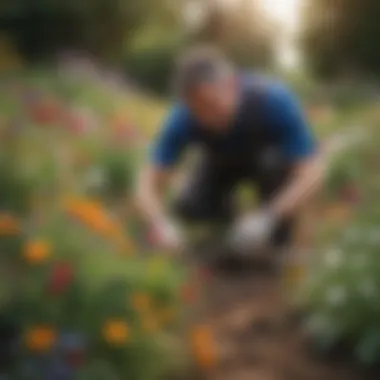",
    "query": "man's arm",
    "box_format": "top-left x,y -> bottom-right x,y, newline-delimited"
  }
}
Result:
135,105 -> 190,232
270,155 -> 324,218
136,164 -> 174,227
266,84 -> 323,218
